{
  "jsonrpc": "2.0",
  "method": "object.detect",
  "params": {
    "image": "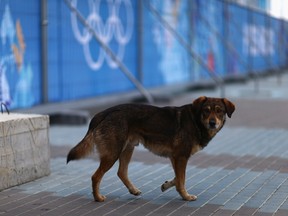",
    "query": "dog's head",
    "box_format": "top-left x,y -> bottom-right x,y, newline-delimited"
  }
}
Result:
193,96 -> 235,132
